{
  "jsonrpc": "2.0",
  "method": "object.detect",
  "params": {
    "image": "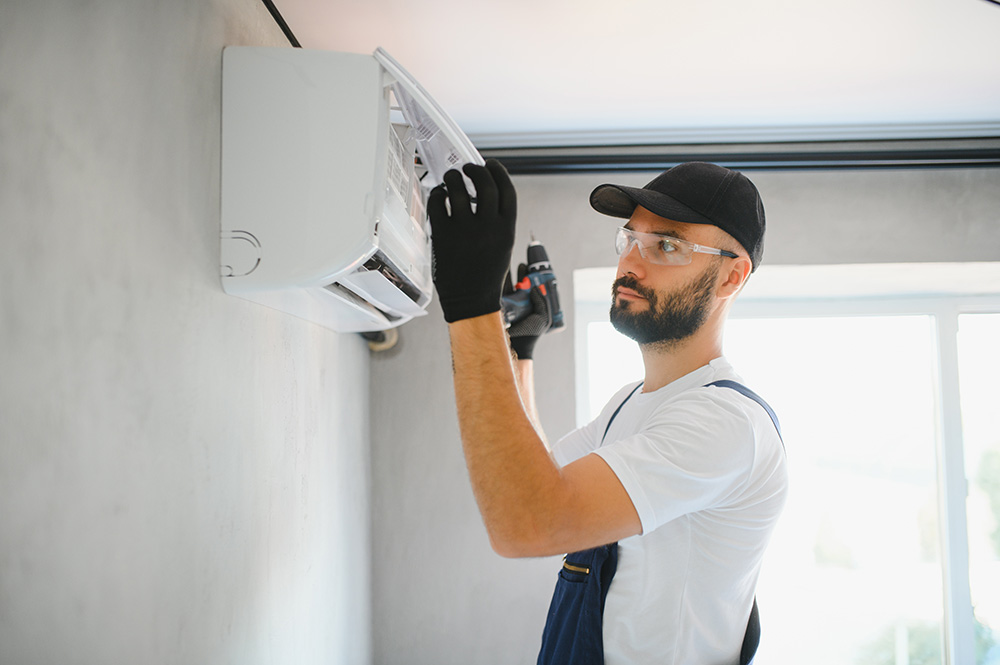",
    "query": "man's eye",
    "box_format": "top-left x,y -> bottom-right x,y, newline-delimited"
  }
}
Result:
658,239 -> 678,253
